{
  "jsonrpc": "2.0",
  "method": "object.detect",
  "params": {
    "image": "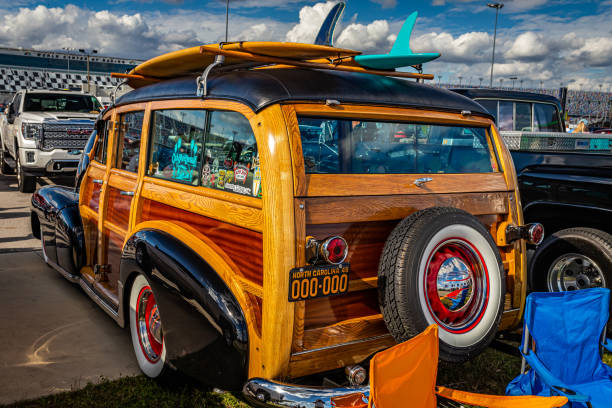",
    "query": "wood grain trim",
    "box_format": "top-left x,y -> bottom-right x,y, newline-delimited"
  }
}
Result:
292,198 -> 307,352
148,99 -> 255,119
103,219 -> 127,237
130,220 -> 263,378
108,172 -> 138,191
80,205 -> 98,221
89,161 -> 106,172
115,103 -> 147,114
304,172 -> 508,197
282,105 -> 307,197
255,104 -> 295,378
348,276 -> 378,292
300,315 -> 388,351
235,275 -> 263,298
288,335 -> 395,378
292,104 -> 494,127
143,176 -> 262,209
305,192 -> 510,224
140,178 -> 263,233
